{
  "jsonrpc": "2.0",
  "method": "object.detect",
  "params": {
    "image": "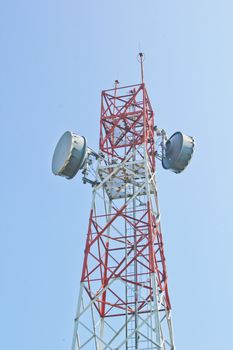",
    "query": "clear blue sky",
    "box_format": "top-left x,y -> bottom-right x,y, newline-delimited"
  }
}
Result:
0,1 -> 232,349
